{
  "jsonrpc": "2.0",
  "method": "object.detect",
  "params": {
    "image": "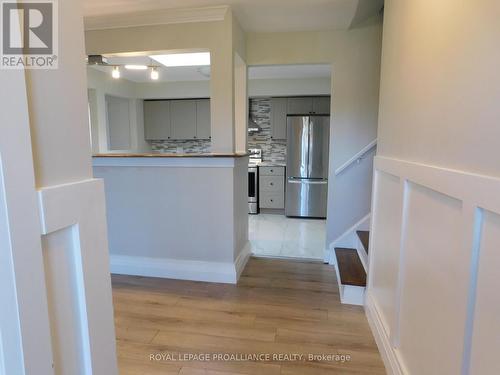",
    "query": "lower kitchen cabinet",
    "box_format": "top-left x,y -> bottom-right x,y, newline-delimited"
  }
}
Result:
259,166 -> 285,209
